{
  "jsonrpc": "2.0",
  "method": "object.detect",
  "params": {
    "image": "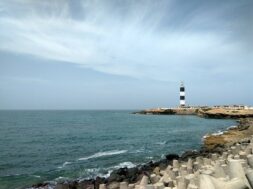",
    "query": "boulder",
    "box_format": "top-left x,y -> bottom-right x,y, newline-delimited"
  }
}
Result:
180,150 -> 199,161
108,167 -> 139,183
165,154 -> 179,161
126,167 -> 139,183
